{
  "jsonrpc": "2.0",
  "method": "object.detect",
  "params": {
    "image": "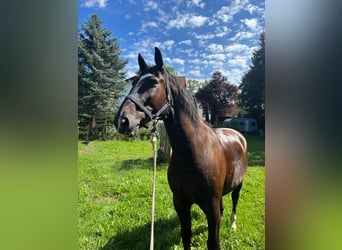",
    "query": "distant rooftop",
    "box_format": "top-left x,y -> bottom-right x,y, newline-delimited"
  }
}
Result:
176,76 -> 186,87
